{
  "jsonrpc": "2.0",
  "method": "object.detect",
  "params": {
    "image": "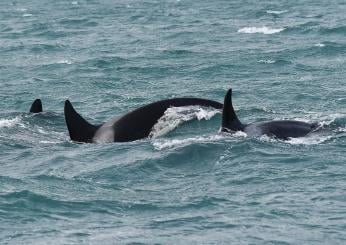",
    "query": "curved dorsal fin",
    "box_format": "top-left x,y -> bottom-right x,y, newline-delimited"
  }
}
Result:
222,88 -> 244,132
64,100 -> 99,143
29,99 -> 42,113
